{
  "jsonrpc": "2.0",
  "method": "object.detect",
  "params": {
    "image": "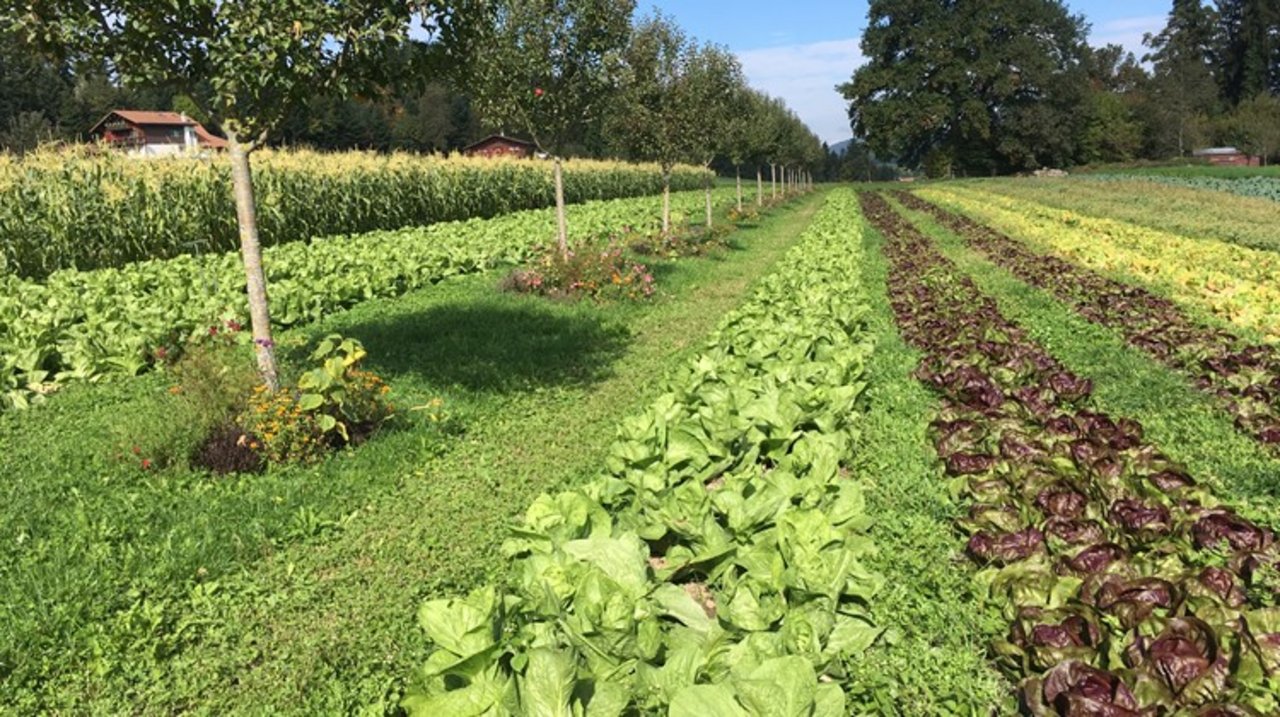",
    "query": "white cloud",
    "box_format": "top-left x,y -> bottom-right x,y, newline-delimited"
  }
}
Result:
1090,14 -> 1166,59
735,38 -> 865,145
